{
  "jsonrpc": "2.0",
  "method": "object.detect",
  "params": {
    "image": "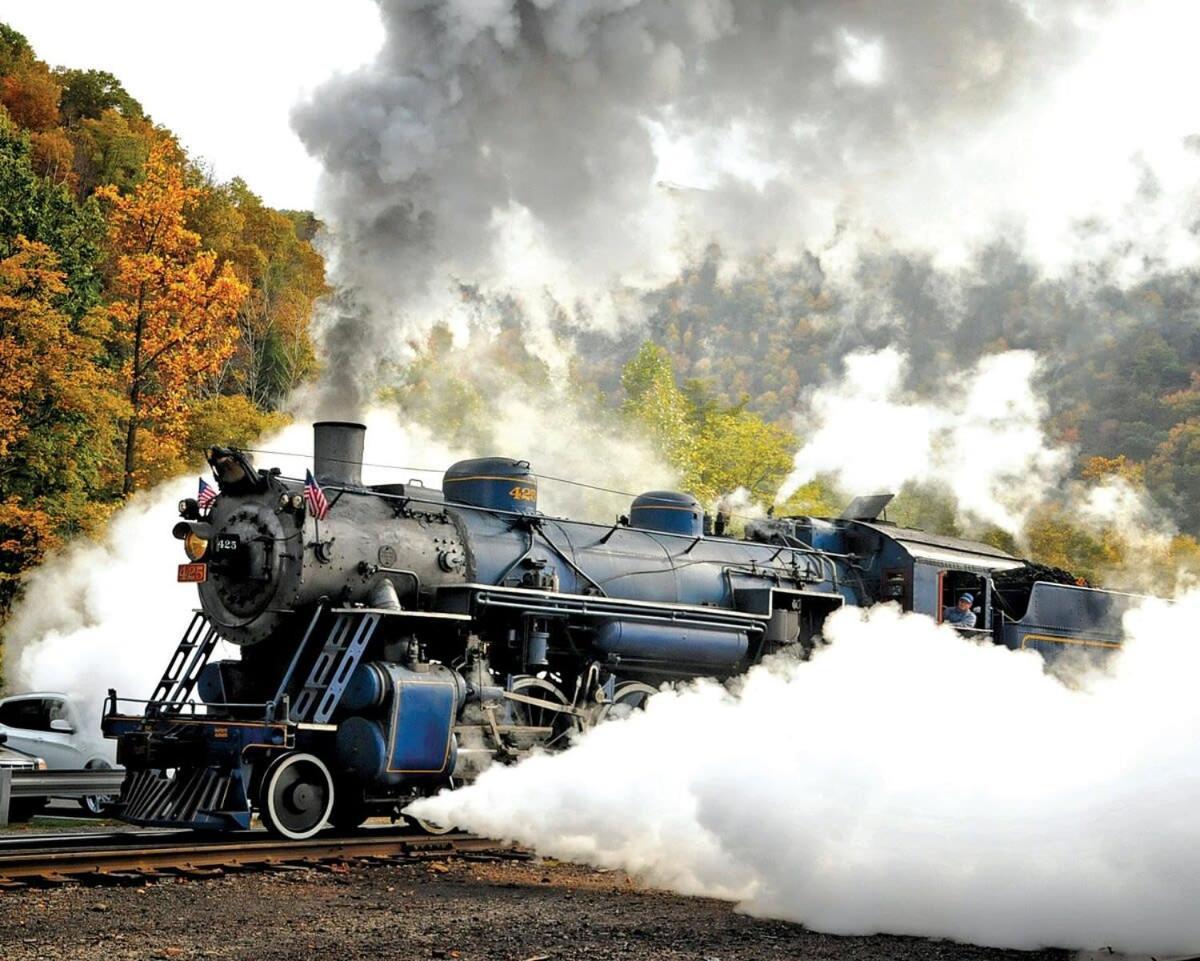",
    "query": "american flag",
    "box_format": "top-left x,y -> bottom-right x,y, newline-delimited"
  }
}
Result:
197,477 -> 217,510
304,469 -> 330,520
